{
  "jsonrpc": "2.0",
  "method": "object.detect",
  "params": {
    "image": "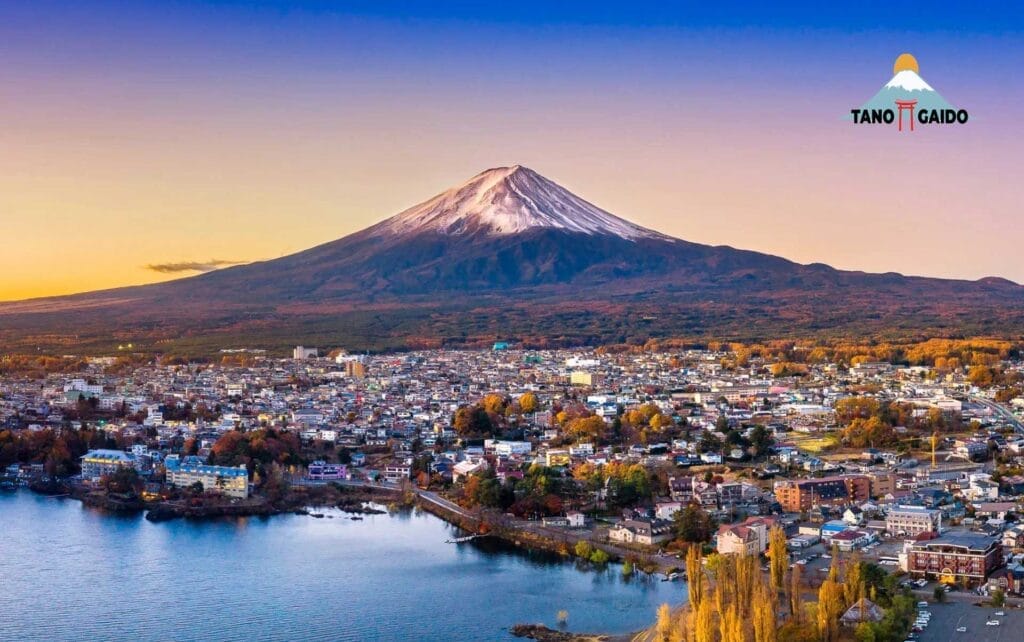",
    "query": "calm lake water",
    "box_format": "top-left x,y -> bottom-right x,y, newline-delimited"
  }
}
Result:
0,491 -> 683,641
